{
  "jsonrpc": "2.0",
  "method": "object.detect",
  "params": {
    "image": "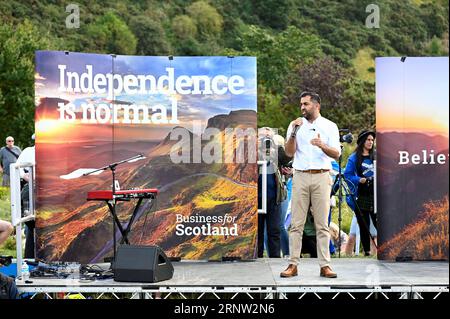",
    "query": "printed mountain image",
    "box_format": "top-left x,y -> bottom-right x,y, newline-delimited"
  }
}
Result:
35,110 -> 258,263
377,132 -> 449,260
378,196 -> 449,260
